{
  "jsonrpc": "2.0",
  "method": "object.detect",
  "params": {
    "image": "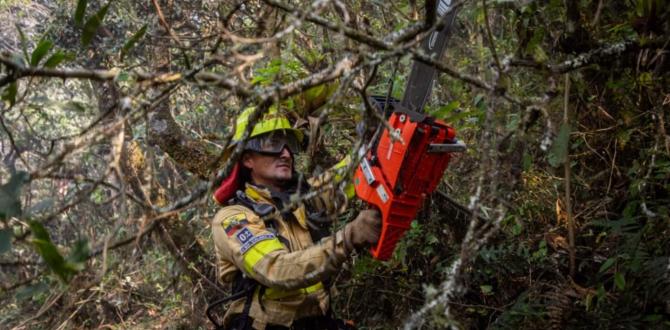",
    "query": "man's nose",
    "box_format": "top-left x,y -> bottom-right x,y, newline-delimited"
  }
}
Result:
279,146 -> 292,158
